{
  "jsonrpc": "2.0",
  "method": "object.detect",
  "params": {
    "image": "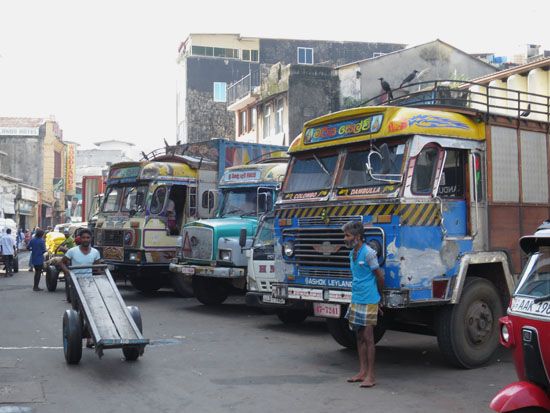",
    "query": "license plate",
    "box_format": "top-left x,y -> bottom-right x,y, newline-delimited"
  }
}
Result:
511,296 -> 550,318
262,294 -> 285,305
313,302 -> 341,318
179,266 -> 195,275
